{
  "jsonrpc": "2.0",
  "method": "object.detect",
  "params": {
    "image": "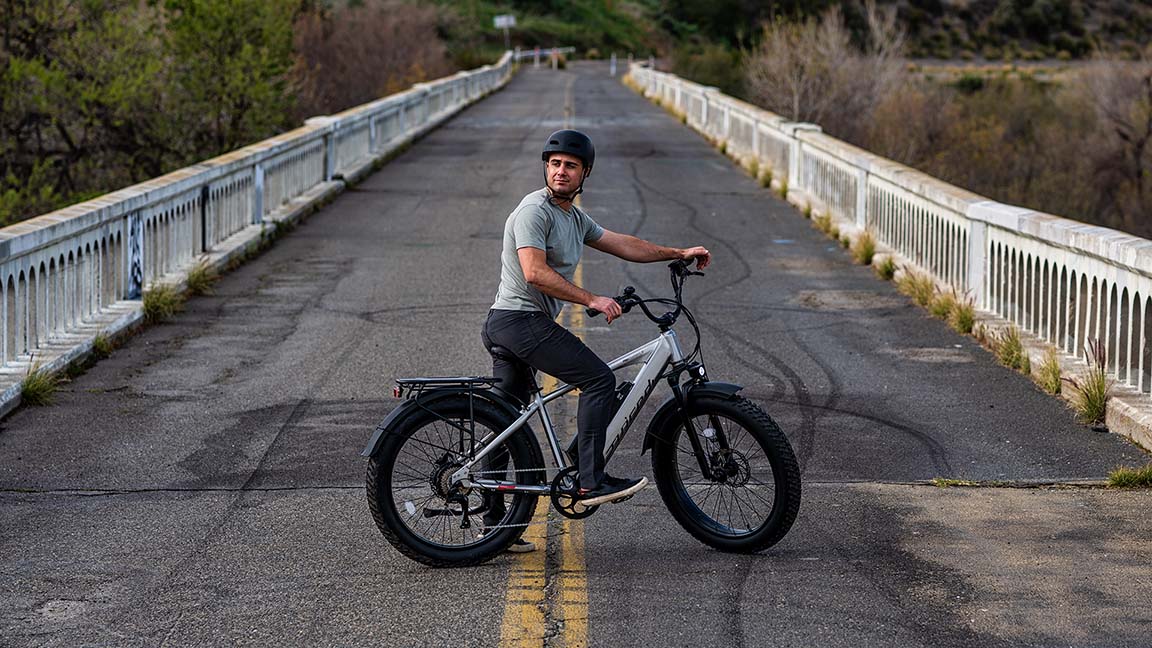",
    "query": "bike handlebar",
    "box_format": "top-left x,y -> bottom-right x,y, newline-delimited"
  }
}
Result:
584,259 -> 704,325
